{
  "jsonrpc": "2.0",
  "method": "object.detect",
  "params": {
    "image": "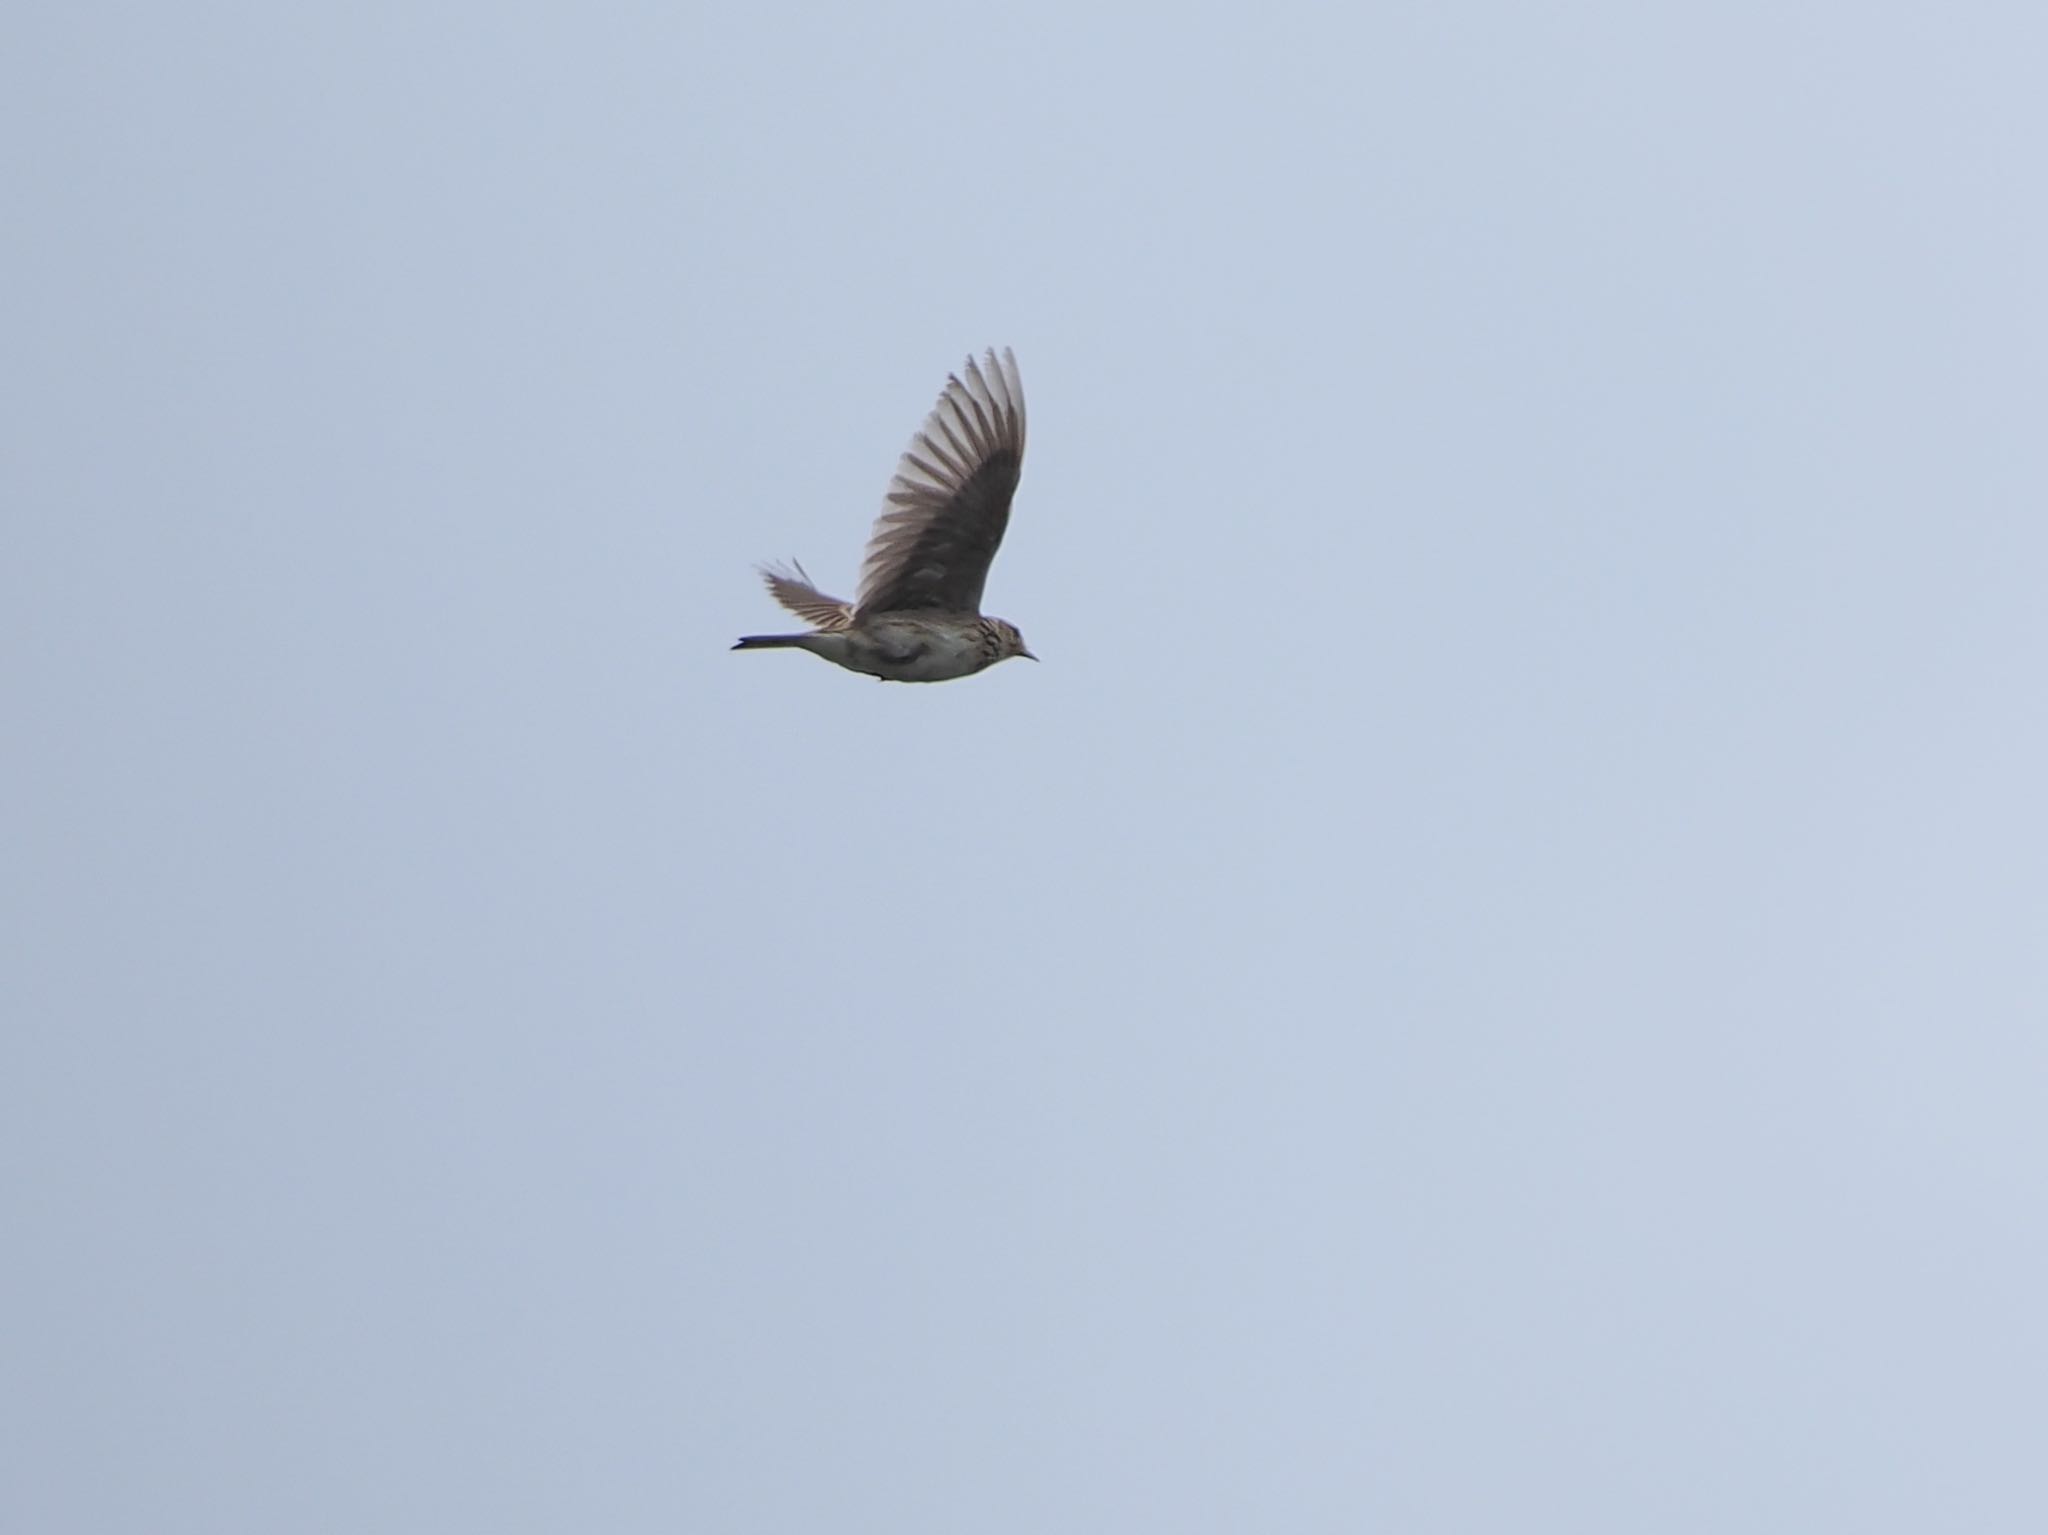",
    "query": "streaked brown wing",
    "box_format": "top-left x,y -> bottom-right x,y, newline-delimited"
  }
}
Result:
760,561 -> 853,631
855,348 -> 1025,618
